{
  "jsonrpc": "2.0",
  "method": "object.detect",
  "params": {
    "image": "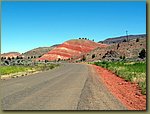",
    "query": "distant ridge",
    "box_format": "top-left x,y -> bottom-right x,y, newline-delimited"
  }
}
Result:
99,34 -> 146,44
